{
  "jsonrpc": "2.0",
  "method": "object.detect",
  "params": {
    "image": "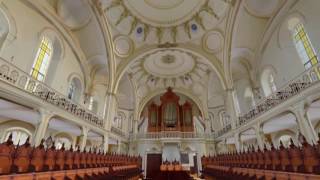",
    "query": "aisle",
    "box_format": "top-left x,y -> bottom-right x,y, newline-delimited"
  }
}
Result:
152,171 -> 194,180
